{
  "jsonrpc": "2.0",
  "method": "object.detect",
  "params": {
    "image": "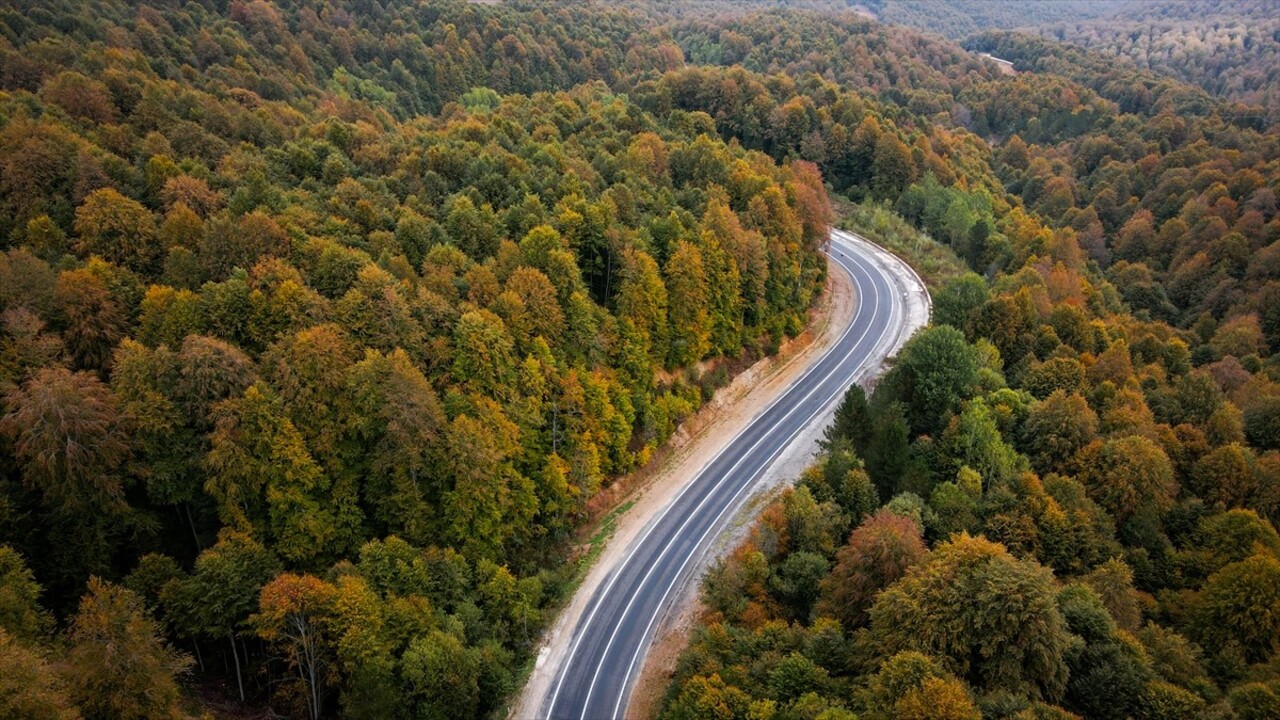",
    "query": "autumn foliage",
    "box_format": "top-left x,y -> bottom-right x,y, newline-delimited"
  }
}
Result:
0,0 -> 1276,718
